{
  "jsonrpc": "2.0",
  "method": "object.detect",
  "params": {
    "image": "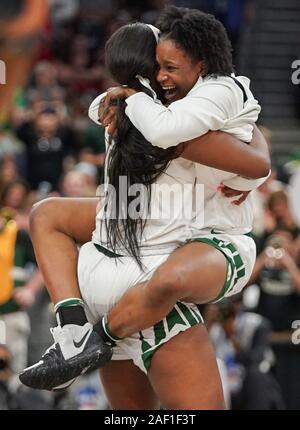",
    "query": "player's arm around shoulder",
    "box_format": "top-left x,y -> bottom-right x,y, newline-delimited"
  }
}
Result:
125,84 -> 231,149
